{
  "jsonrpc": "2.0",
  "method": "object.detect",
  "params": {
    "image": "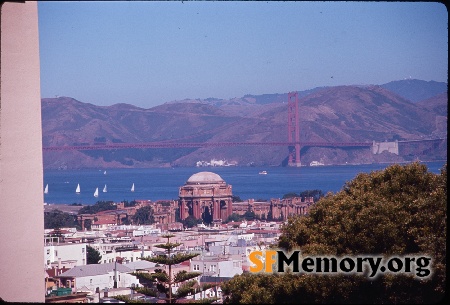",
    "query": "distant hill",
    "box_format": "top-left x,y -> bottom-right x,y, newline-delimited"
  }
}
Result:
41,79 -> 447,169
380,79 -> 447,102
